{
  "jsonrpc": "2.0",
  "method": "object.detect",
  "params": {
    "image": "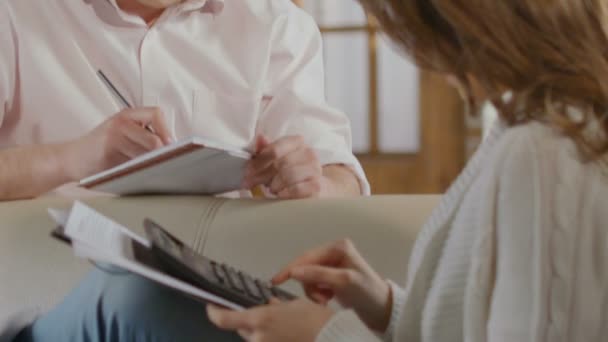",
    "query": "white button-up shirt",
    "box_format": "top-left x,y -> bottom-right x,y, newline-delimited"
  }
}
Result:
0,0 -> 369,194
